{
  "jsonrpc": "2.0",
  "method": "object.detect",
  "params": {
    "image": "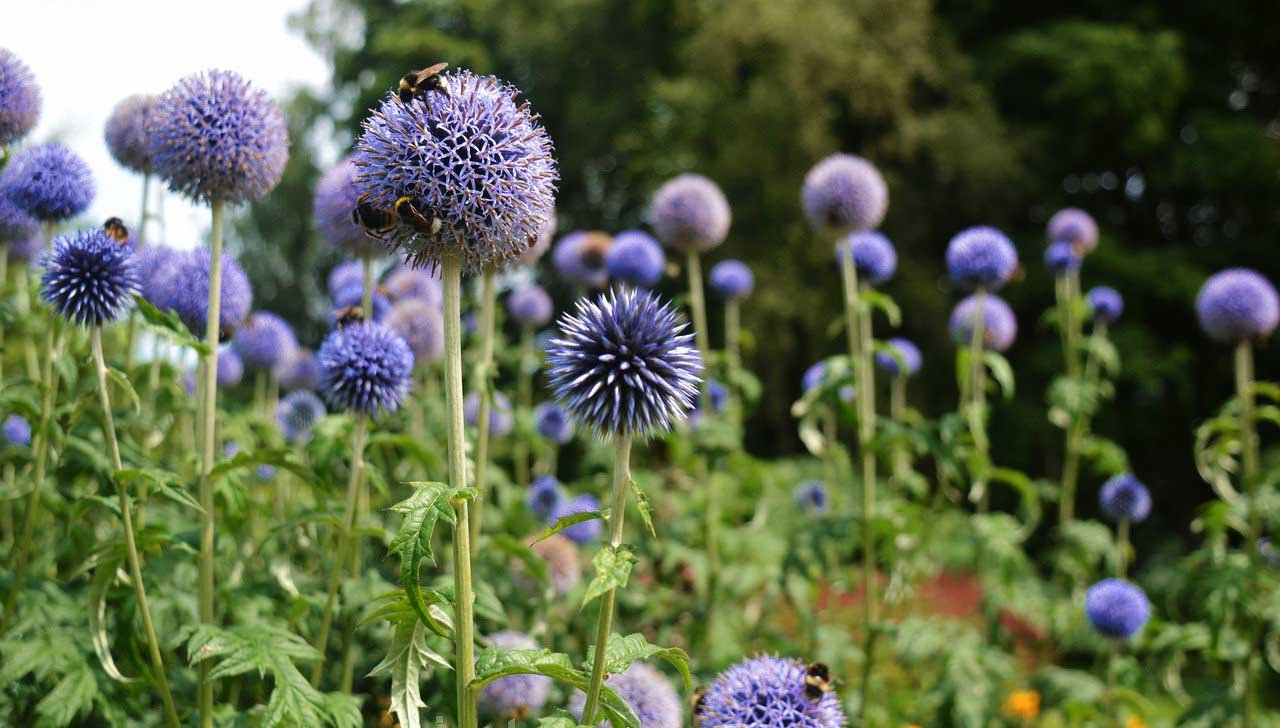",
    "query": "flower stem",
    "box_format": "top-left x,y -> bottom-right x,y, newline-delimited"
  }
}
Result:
91,327 -> 182,728
17,246 -> 38,381
685,251 -> 711,367
725,297 -> 742,429
891,374 -> 909,482
967,288 -> 990,512
858,281 -> 879,724
0,248 -> 7,382
581,436 -> 633,725
197,199 -> 225,728
361,254 -> 374,320
1116,517 -> 1130,578
1061,320 -> 1107,527
1236,340 -> 1262,728
515,325 -> 534,488
470,266 -> 497,543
